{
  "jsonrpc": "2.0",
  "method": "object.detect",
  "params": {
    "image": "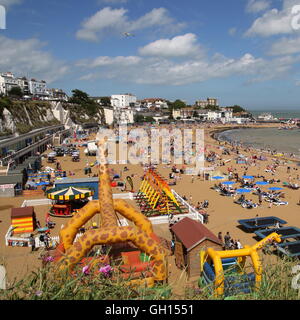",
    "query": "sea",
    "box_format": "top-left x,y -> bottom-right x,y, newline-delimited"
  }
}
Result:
216,110 -> 300,157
